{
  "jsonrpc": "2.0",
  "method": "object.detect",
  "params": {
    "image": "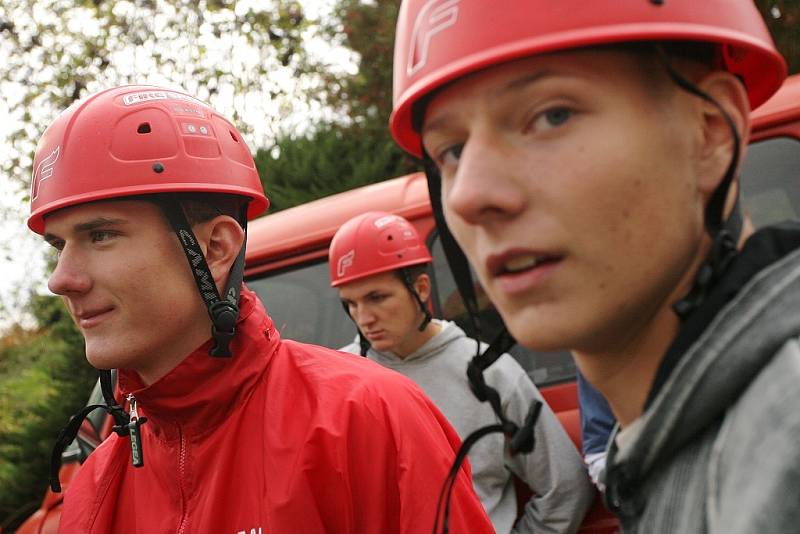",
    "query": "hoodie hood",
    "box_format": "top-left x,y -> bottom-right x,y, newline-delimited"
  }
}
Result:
358,320 -> 475,368
611,222 -> 800,486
